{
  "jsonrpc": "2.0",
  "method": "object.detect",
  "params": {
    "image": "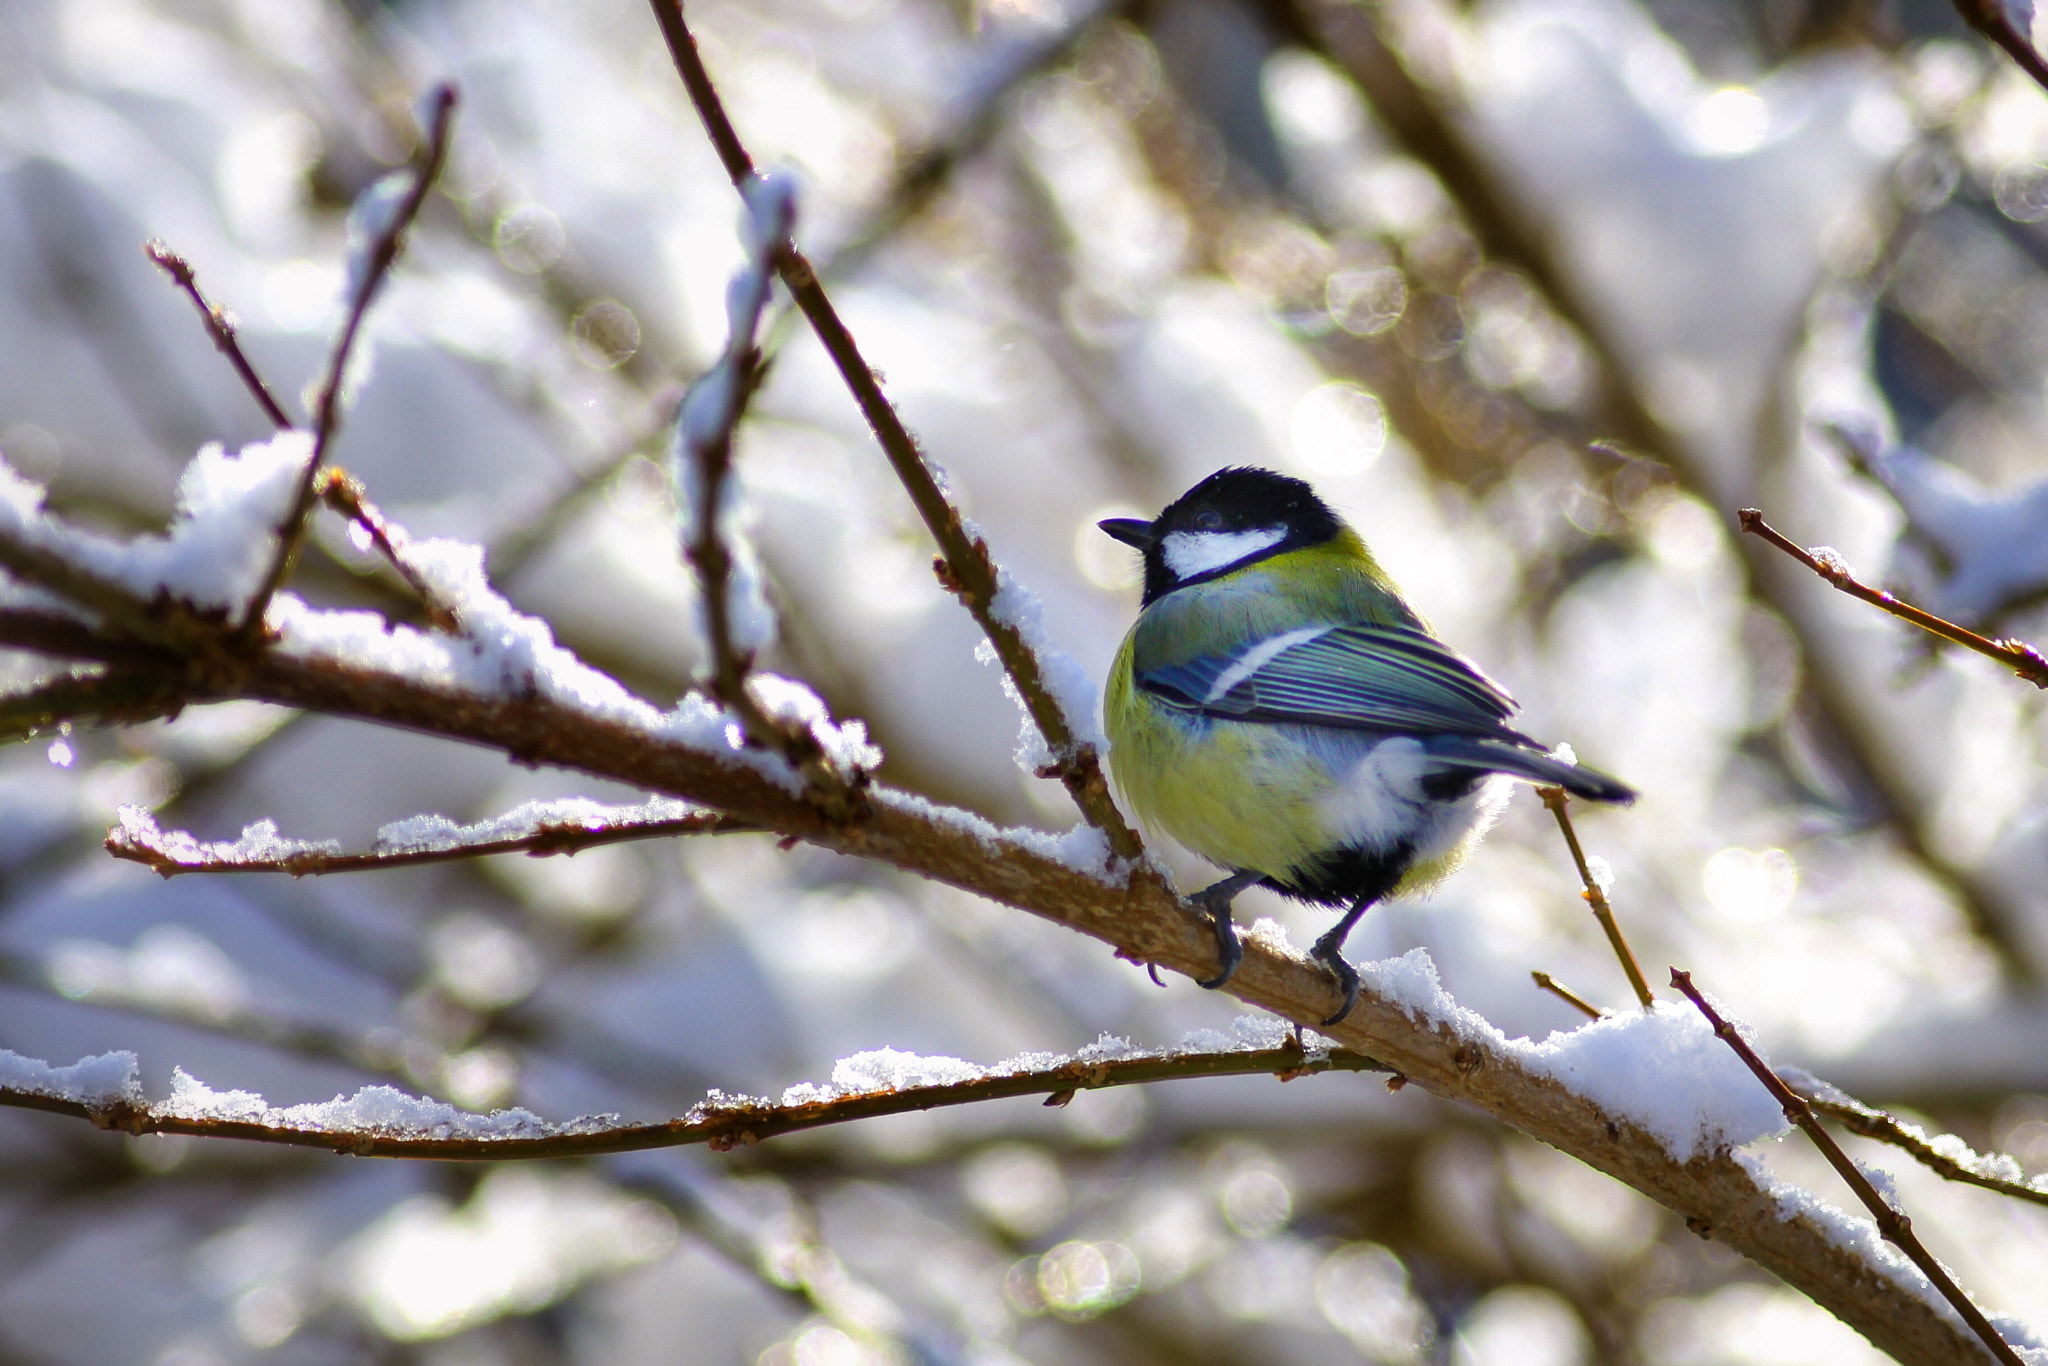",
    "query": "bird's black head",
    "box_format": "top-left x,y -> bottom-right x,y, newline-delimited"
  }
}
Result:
1099,467 -> 1342,605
